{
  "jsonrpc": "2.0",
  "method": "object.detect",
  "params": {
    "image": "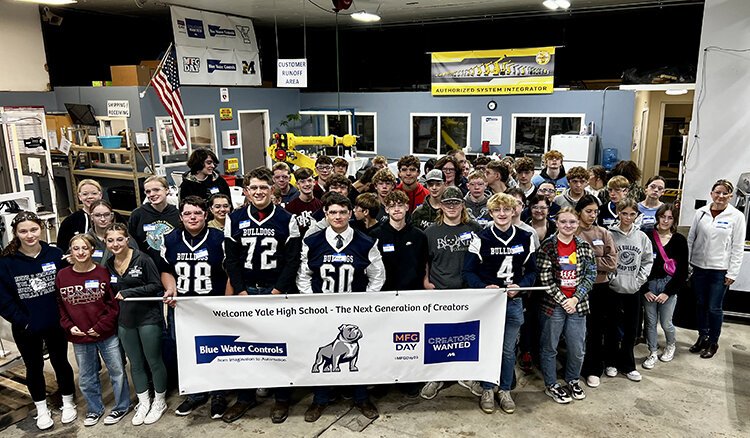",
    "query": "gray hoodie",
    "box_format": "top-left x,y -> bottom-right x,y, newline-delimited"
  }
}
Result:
608,224 -> 653,294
